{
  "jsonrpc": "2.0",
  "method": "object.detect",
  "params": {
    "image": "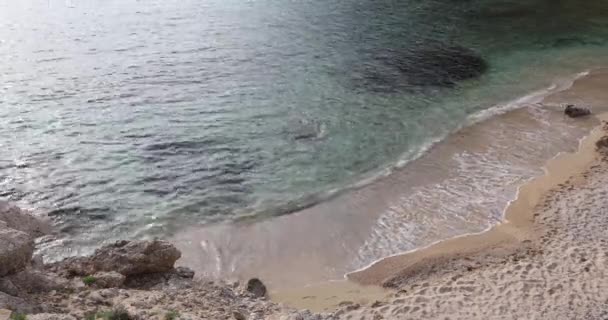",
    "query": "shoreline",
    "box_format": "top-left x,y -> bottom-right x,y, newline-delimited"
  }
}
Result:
271,68 -> 608,311
170,68 -> 608,311
348,111 -> 608,287
336,115 -> 608,319
347,68 -> 608,287
274,111 -> 607,311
